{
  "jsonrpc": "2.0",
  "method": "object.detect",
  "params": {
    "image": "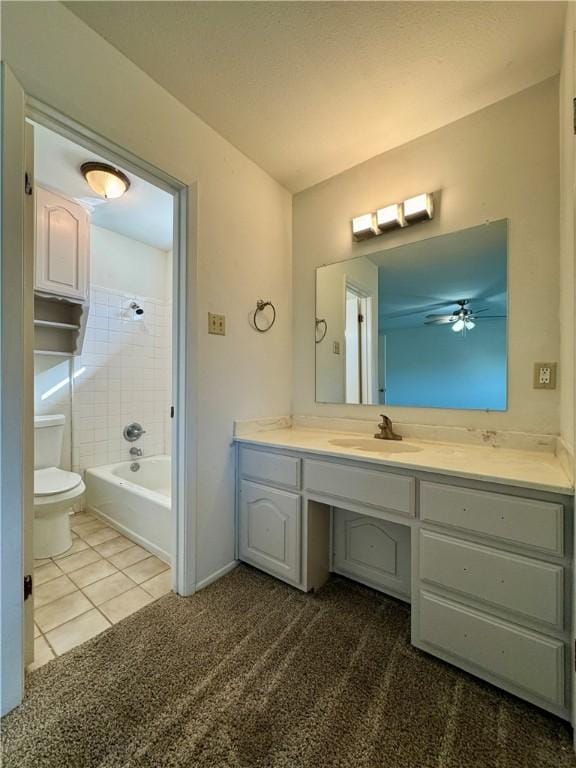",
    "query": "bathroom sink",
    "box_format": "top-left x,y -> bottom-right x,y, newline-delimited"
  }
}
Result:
328,438 -> 422,454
